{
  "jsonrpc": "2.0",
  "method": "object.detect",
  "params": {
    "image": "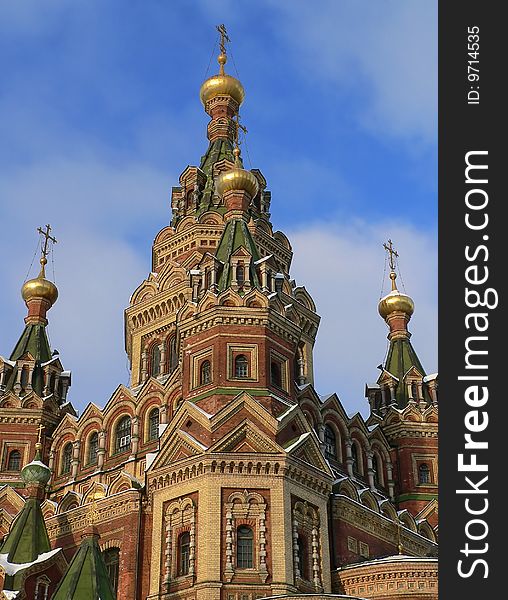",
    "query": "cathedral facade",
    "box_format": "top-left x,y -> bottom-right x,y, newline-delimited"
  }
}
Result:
0,30 -> 437,600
